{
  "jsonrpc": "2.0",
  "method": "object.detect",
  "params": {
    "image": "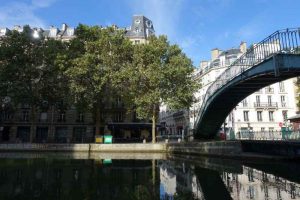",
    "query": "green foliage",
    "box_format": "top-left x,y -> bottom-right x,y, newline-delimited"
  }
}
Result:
63,25 -> 133,112
118,35 -> 198,120
0,26 -> 68,109
0,24 -> 198,139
